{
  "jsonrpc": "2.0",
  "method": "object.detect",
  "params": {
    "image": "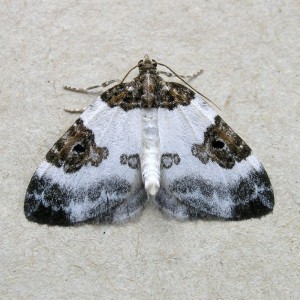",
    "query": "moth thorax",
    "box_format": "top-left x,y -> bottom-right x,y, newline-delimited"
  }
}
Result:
140,73 -> 156,107
138,67 -> 157,76
141,93 -> 156,108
